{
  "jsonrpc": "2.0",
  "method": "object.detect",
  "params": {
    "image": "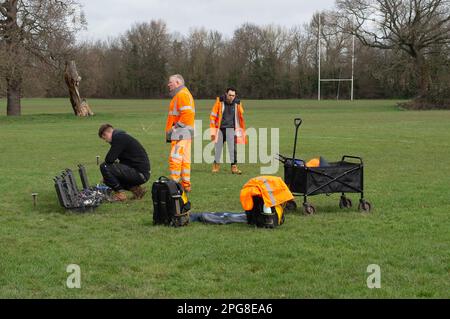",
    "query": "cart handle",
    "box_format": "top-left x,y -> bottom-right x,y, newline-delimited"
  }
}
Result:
292,118 -> 303,160
275,153 -> 287,163
341,155 -> 363,165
